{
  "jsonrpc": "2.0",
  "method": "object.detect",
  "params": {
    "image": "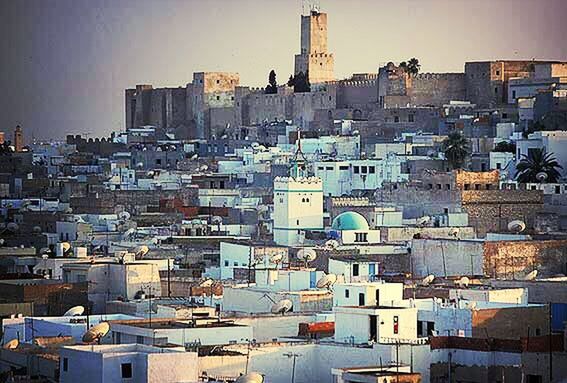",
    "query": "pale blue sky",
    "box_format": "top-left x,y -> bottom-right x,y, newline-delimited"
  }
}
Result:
1,0 -> 566,140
